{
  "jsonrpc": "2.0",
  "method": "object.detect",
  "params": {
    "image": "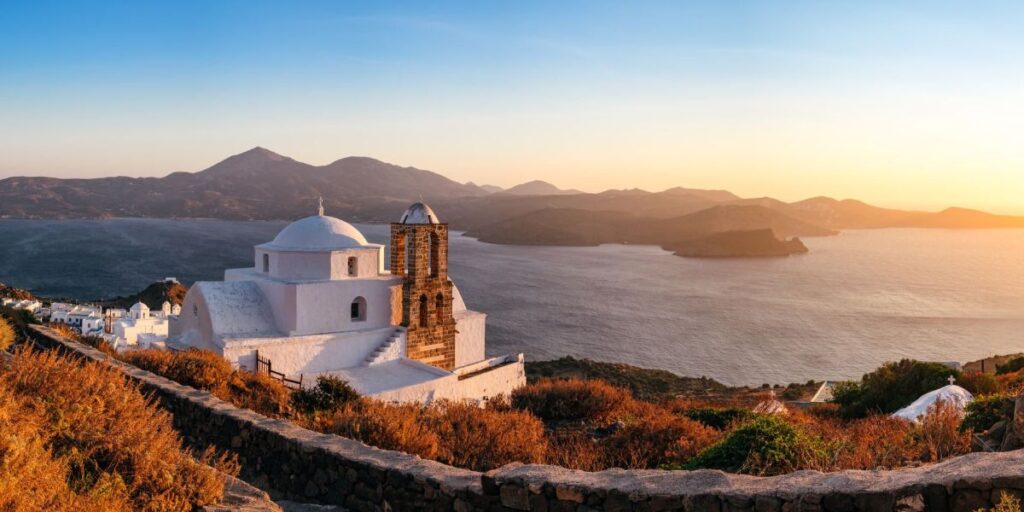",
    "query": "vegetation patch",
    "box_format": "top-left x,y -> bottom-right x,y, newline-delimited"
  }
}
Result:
0,347 -> 235,511
832,359 -> 959,418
